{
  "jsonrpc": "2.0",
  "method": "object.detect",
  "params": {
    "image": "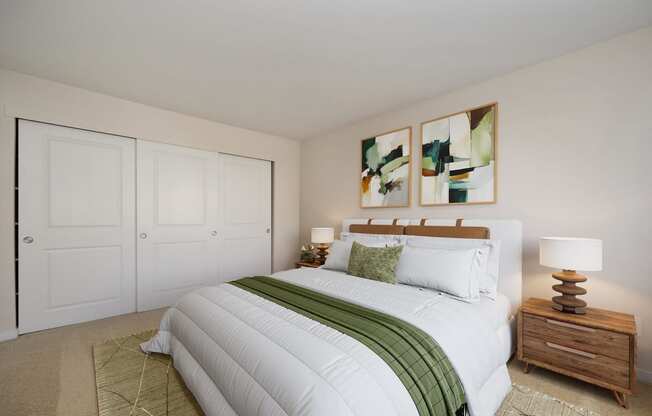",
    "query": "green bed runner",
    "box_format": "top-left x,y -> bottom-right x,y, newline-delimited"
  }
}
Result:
229,276 -> 466,416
